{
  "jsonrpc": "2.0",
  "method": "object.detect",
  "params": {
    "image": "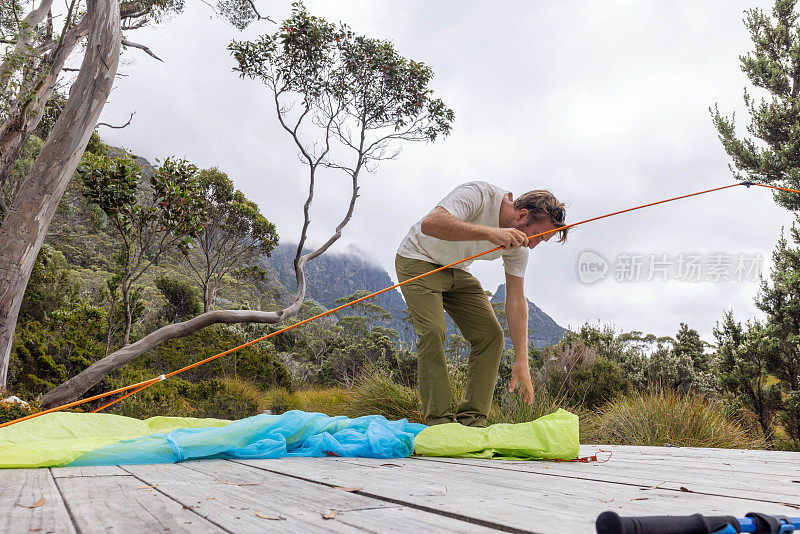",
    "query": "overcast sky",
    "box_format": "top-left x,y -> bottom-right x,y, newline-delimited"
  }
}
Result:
97,0 -> 796,344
